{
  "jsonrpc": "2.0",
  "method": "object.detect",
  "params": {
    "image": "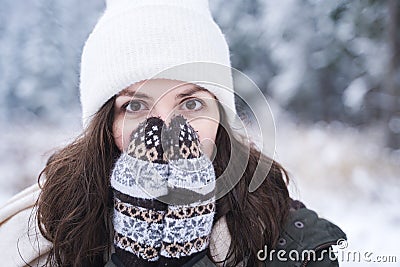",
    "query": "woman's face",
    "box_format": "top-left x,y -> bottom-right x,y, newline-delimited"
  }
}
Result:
113,79 -> 220,157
